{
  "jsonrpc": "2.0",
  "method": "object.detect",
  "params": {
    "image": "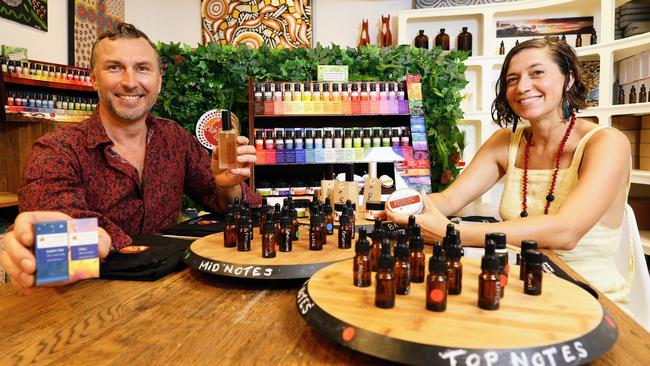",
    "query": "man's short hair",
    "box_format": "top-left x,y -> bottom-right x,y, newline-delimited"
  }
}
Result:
90,22 -> 161,70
